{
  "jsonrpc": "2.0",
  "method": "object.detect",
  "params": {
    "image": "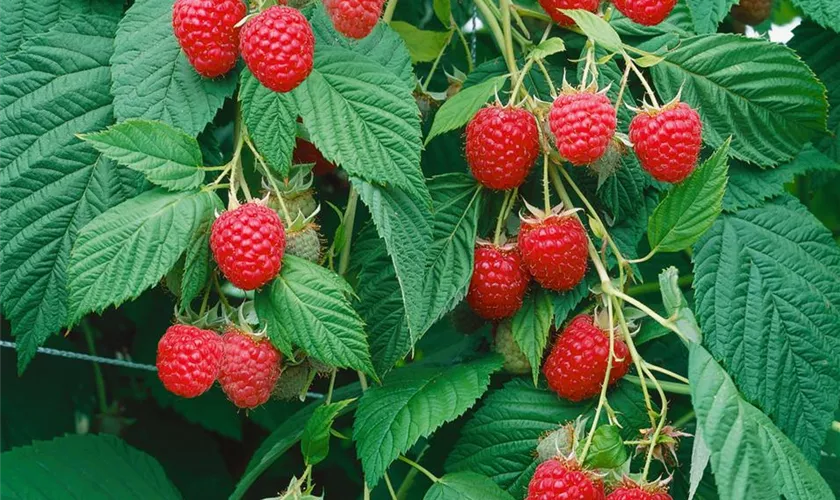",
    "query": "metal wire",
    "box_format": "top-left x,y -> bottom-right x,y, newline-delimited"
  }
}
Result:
0,340 -> 158,371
